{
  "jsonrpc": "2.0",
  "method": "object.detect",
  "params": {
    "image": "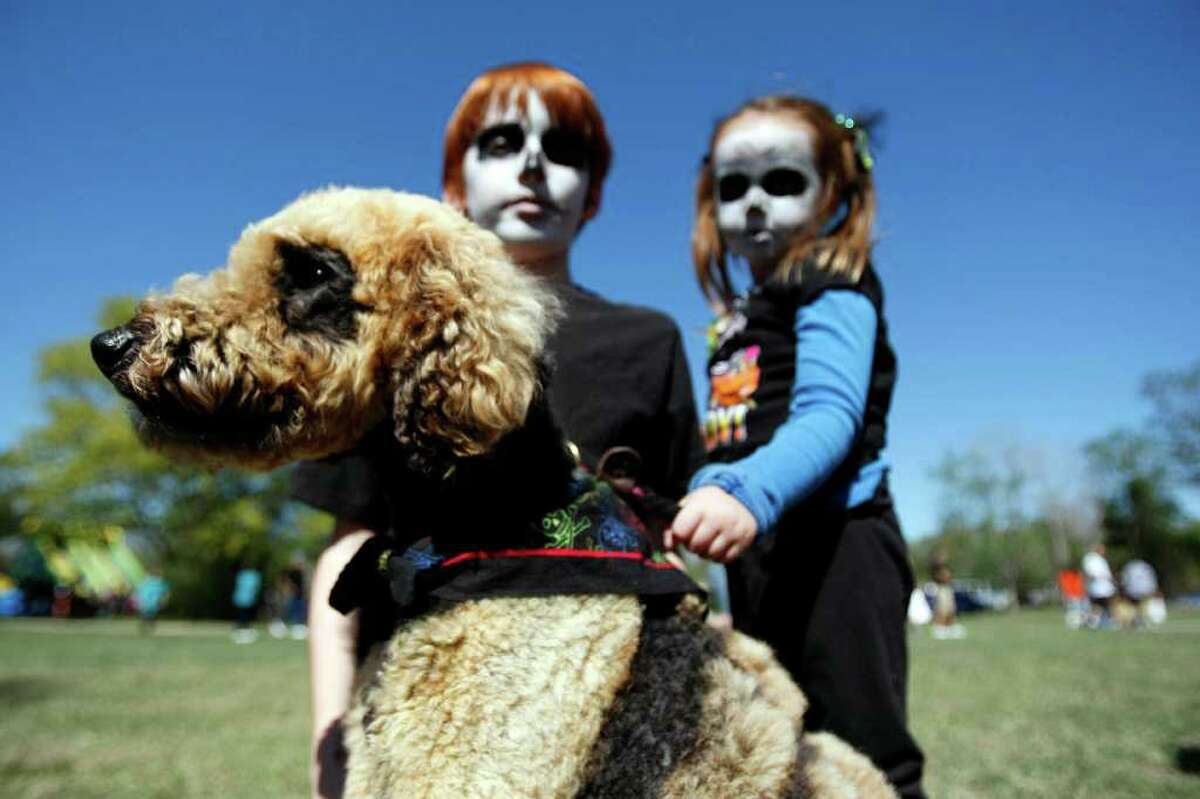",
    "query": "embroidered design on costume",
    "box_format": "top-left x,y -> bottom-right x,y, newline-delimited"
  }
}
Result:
540,472 -> 645,551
